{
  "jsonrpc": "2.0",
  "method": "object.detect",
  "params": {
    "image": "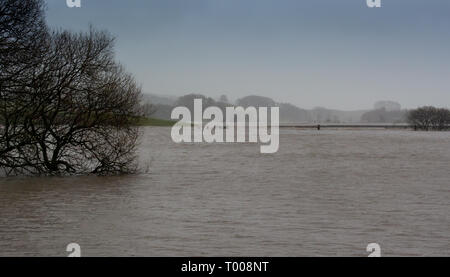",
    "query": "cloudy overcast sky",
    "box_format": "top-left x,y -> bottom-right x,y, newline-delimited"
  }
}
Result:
45,0 -> 450,110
